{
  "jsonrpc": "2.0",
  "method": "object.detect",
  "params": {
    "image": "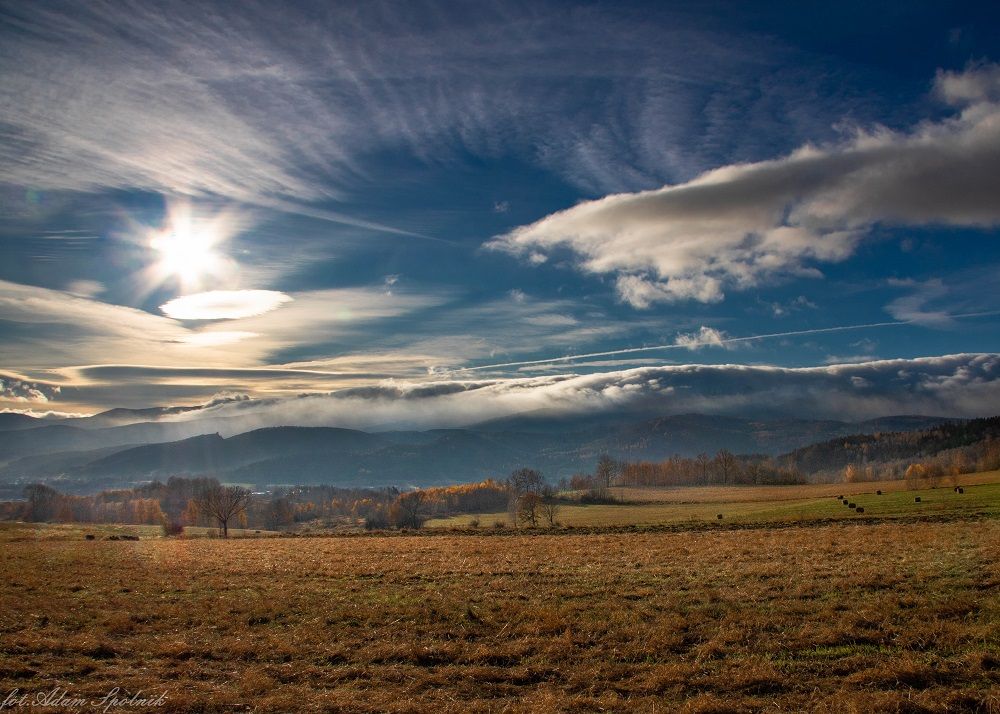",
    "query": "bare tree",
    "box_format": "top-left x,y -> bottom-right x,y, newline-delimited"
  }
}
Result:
517,492 -> 542,528
507,468 -> 543,527
540,484 -> 560,527
695,453 -> 711,485
593,454 -> 618,499
714,449 -> 738,485
195,484 -> 252,538
22,483 -> 59,522
392,491 -> 428,529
